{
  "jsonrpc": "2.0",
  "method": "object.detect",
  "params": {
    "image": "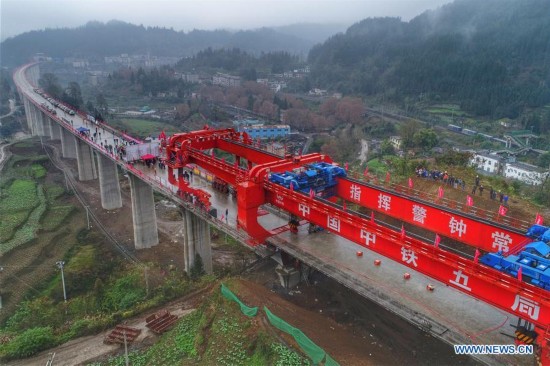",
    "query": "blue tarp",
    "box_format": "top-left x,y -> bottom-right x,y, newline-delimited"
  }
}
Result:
76,127 -> 90,132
